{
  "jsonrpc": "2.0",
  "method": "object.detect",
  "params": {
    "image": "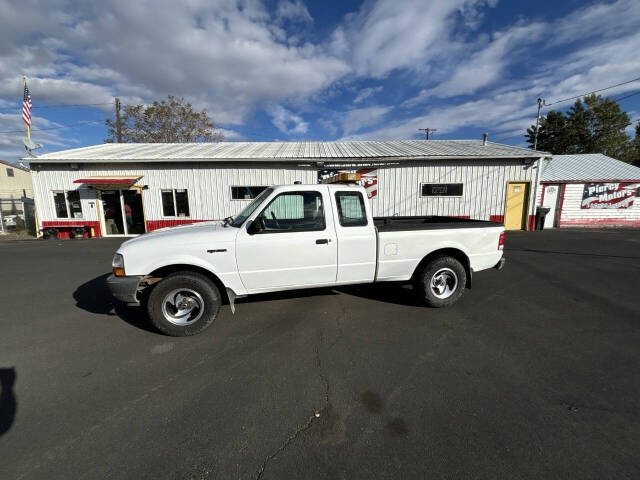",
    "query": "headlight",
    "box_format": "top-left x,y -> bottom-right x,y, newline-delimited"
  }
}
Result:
112,253 -> 125,277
